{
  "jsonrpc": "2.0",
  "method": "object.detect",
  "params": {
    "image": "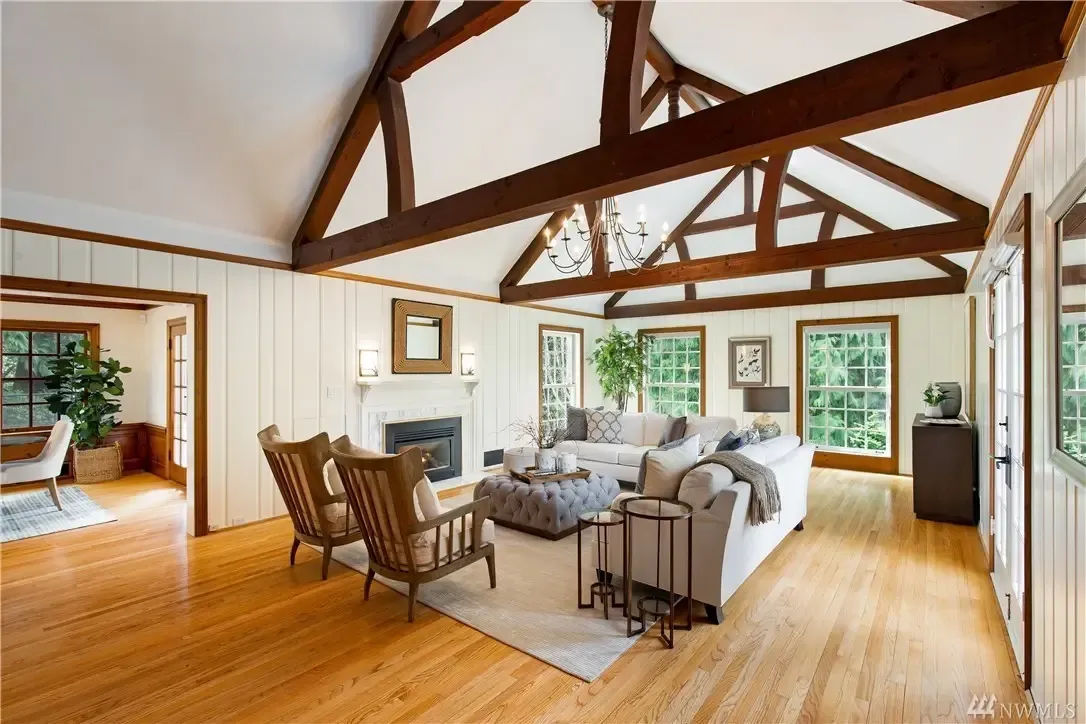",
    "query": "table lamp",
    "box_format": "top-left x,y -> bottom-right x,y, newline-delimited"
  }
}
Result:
743,386 -> 790,440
